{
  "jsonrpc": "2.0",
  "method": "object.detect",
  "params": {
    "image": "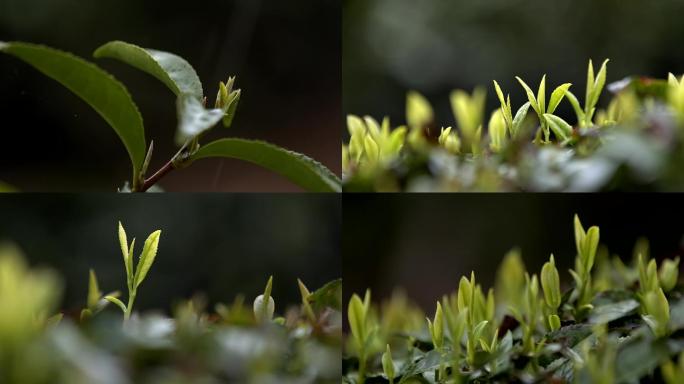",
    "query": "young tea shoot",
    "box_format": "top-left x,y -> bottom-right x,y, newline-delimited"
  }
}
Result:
0,41 -> 340,192
344,215 -> 684,383
343,60 -> 684,192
